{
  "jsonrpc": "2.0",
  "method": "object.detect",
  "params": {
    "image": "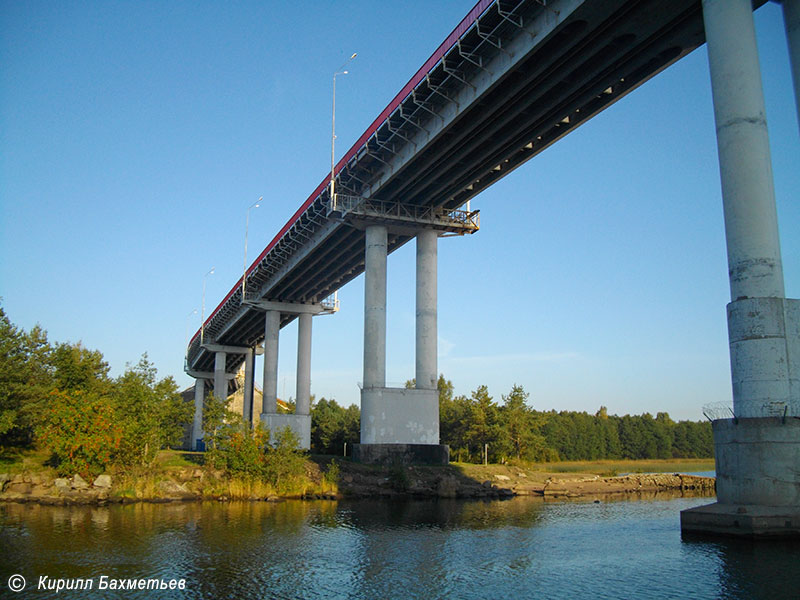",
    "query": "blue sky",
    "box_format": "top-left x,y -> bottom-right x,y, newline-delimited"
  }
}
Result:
1,1 -> 797,421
